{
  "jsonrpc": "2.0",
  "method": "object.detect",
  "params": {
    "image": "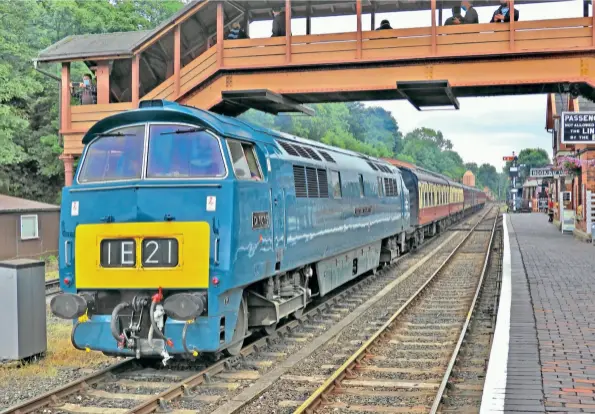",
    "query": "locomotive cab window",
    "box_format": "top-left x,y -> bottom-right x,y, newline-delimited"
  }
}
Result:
227,140 -> 262,181
331,171 -> 342,198
78,125 -> 145,183
147,124 -> 226,178
358,174 -> 365,197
